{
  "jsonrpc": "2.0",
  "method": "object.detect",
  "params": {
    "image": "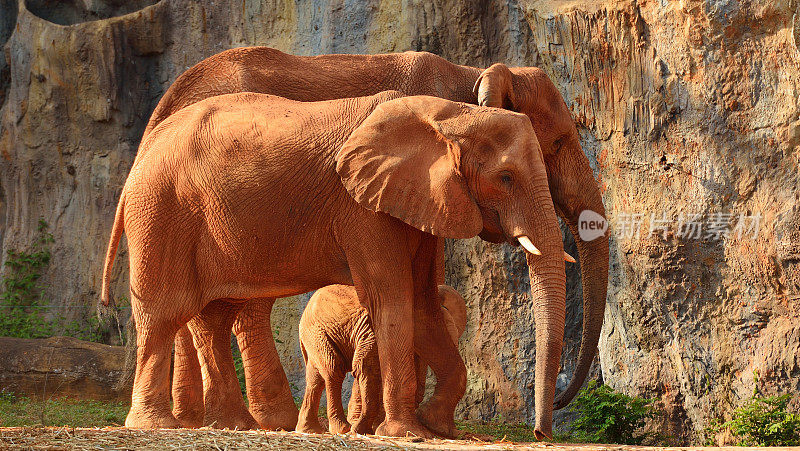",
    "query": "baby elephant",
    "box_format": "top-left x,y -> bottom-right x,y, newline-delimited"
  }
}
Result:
297,284 -> 467,435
